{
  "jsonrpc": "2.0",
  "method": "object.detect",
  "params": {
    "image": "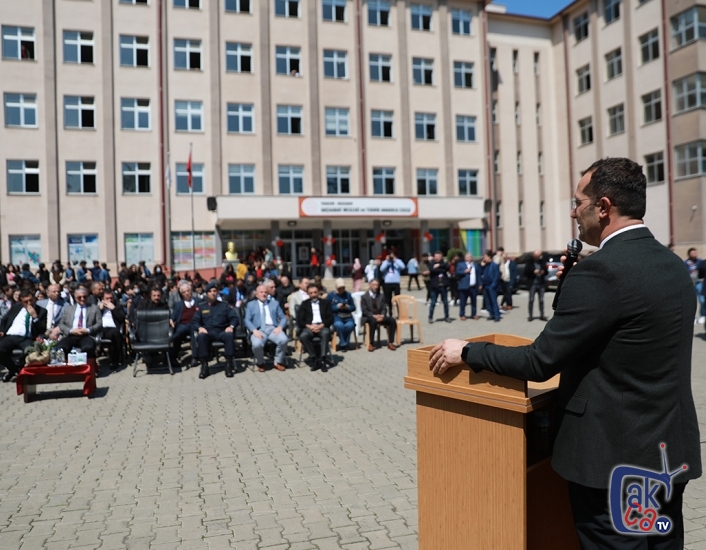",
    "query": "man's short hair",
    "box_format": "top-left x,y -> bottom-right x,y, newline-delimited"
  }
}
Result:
150,286 -> 162,294
19,289 -> 33,299
434,250 -> 442,256
307,283 -> 318,291
688,247 -> 697,255
581,157 -> 647,220
92,281 -> 103,290
74,287 -> 87,296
